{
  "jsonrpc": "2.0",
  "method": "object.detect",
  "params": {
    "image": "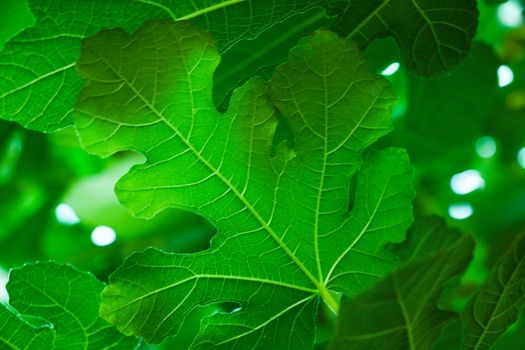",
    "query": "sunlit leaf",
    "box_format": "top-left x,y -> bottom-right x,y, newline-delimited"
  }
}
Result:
0,262 -> 138,349
73,21 -> 415,347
